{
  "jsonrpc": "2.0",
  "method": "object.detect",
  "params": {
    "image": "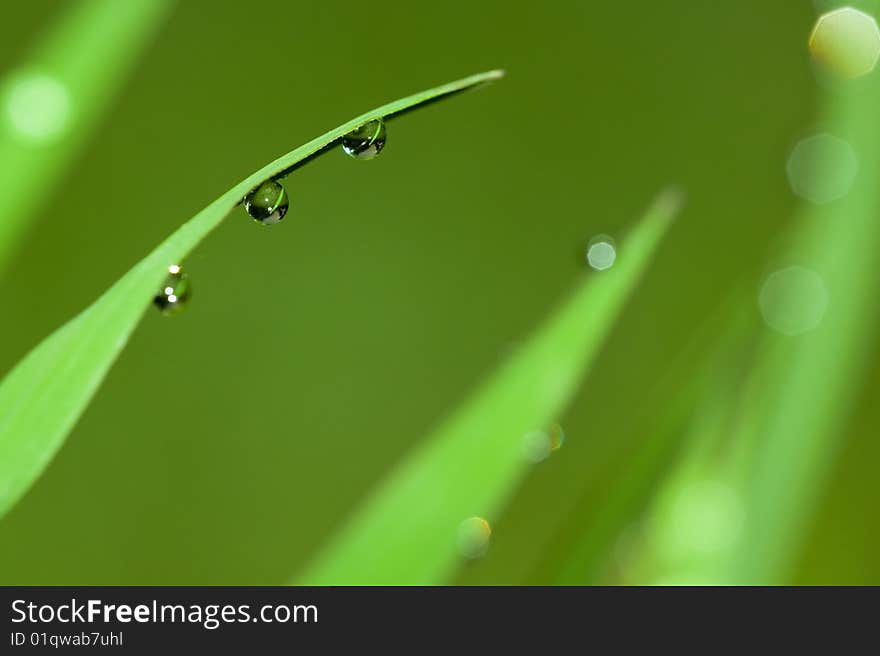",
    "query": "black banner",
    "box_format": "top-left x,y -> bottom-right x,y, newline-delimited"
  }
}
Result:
0,586 -> 871,650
